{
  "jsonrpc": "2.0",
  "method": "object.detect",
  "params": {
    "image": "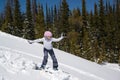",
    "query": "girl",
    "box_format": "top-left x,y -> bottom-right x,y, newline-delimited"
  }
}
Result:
28,31 -> 64,70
